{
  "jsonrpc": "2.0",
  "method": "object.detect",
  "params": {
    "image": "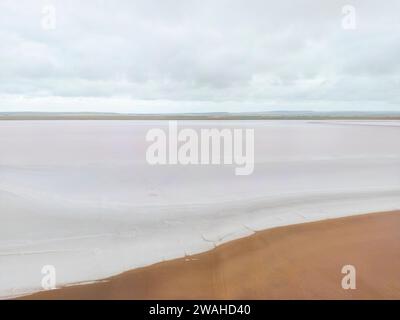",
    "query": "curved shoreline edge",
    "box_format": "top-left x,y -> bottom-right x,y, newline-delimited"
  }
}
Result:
21,210 -> 400,300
